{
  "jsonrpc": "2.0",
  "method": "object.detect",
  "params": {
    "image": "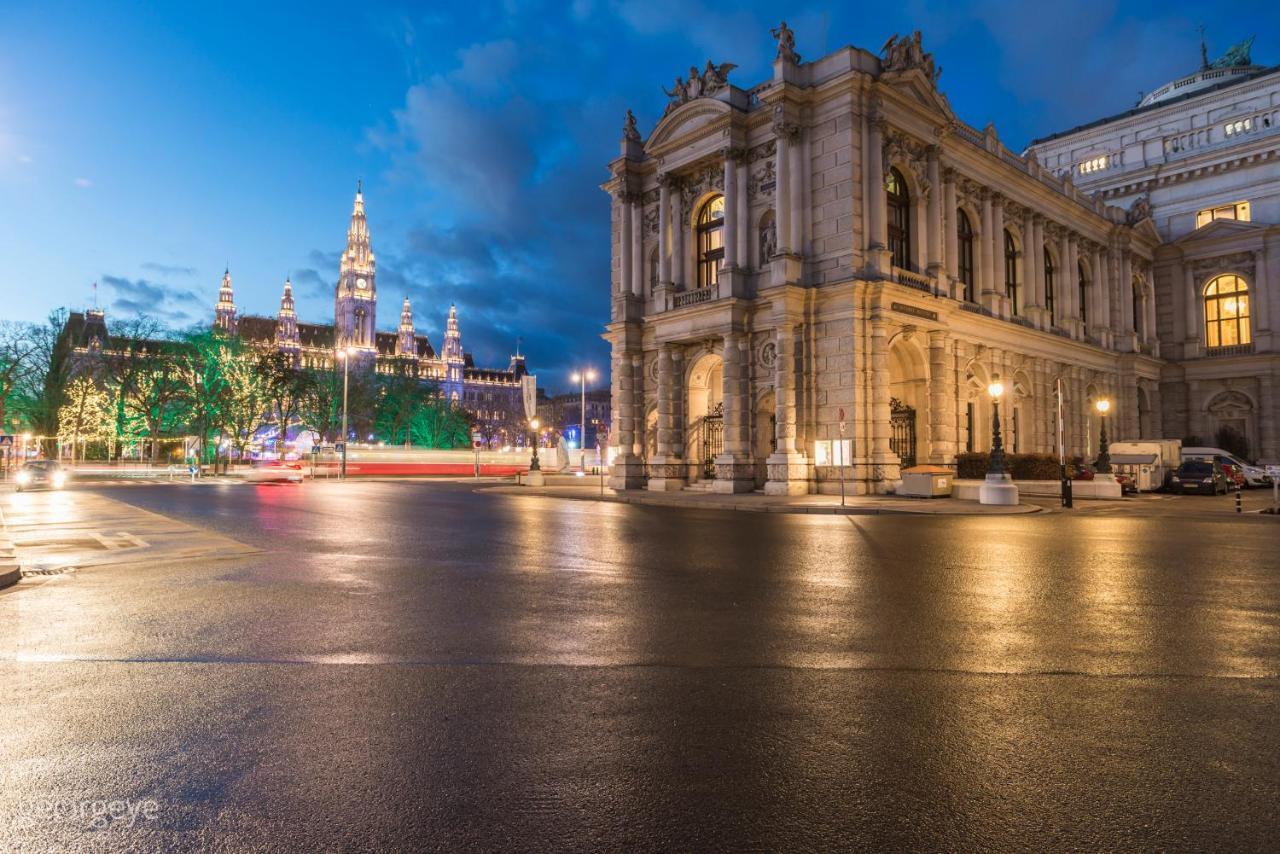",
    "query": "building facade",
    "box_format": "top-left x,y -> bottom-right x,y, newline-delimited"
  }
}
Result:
1025,38 -> 1279,461
604,26 -> 1167,495
215,185 -> 534,432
